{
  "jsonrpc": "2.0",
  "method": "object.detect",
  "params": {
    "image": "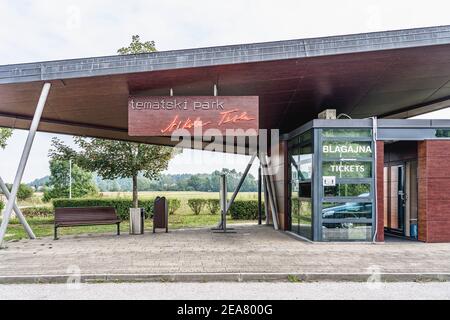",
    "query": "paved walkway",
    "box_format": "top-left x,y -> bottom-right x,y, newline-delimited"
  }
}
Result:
1,224 -> 450,282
